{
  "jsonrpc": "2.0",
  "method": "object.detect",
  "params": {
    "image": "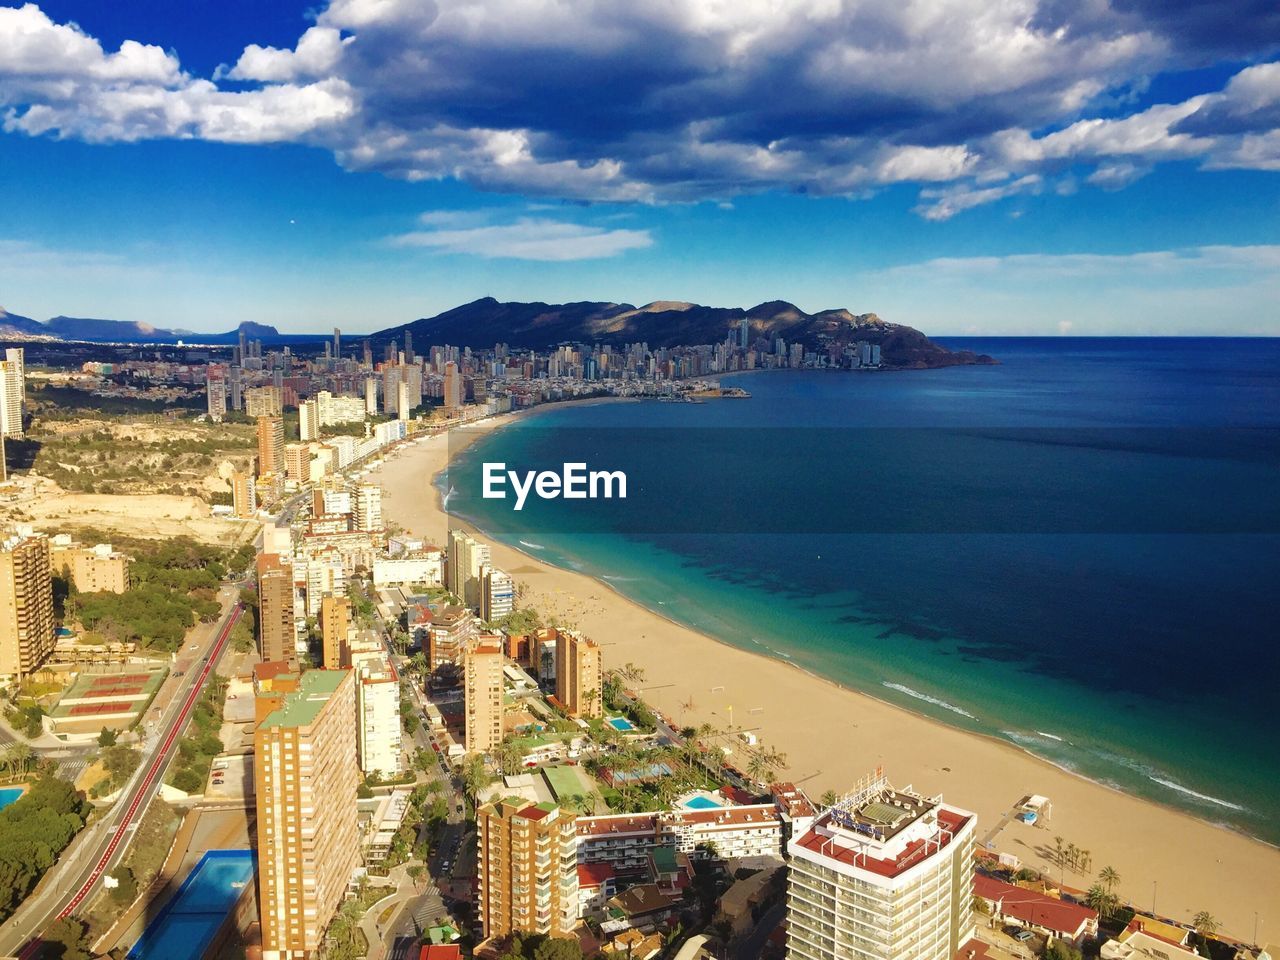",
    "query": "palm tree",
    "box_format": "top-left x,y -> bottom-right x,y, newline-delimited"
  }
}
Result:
746,751 -> 769,784
9,744 -> 32,778
1052,835 -> 1065,866
1085,883 -> 1117,918
495,740 -> 523,777
1192,911 -> 1219,939
460,754 -> 489,804
1098,865 -> 1120,892
409,652 -> 429,677
819,789 -> 838,808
